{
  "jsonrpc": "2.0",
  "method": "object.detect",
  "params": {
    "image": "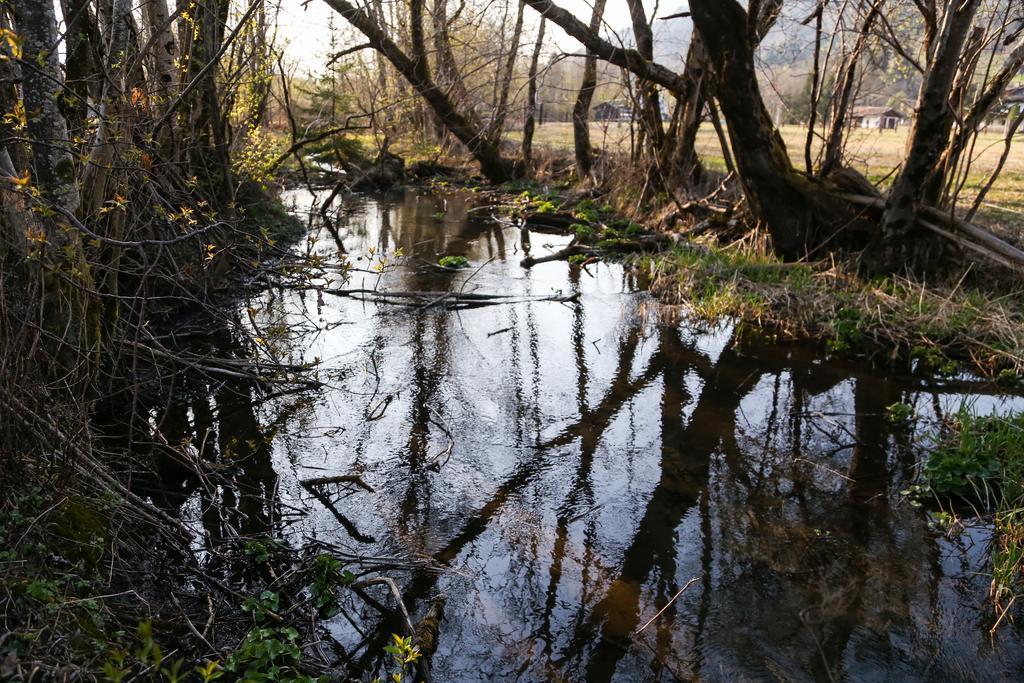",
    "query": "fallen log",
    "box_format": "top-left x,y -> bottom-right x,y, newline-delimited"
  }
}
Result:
522,210 -> 579,231
520,244 -> 598,267
321,288 -> 580,307
519,232 -> 676,268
